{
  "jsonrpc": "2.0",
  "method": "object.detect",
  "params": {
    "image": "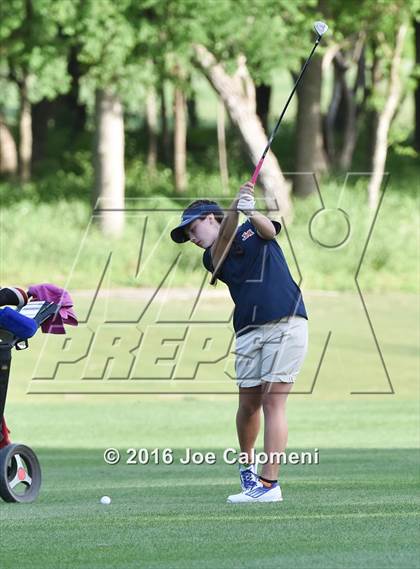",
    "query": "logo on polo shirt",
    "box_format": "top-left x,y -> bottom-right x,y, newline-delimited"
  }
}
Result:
241,228 -> 255,241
